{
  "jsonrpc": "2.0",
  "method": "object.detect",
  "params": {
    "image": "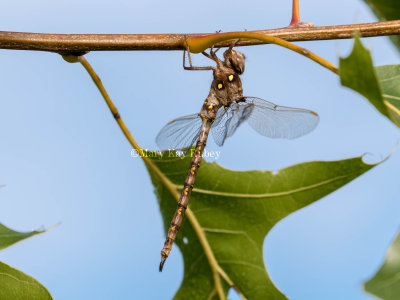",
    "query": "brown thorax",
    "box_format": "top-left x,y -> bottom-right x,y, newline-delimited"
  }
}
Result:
183,41 -> 246,121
